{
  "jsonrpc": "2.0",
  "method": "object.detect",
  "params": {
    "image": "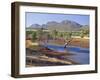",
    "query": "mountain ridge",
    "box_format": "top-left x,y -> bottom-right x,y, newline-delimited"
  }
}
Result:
26,20 -> 89,32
